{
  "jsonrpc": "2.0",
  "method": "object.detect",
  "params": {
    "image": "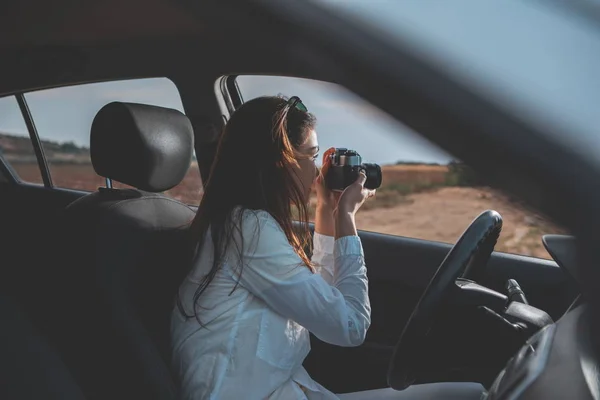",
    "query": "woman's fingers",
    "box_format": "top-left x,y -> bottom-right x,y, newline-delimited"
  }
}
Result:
331,191 -> 342,205
355,170 -> 367,188
321,147 -> 335,175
